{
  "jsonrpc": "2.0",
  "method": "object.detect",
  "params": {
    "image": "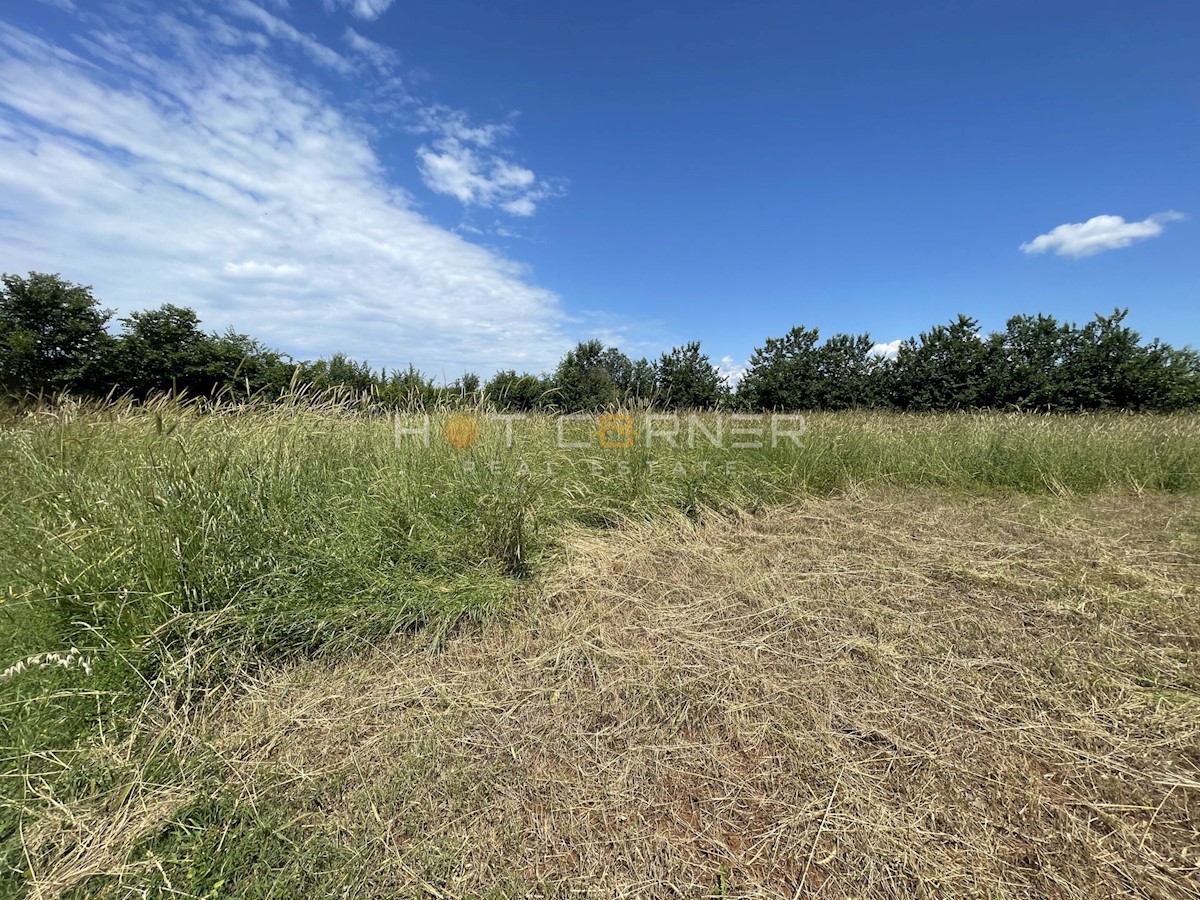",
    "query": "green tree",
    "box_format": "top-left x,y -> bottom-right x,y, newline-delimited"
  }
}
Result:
987,314 -> 1077,410
655,341 -> 726,409
624,357 -> 658,406
1155,345 -> 1200,410
891,315 -> 989,410
0,272 -> 113,396
448,372 -> 481,406
814,333 -> 883,409
486,370 -> 550,411
1063,309 -> 1165,411
296,353 -> 378,396
379,364 -> 436,409
552,340 -> 633,410
110,306 -> 297,399
737,326 -> 822,410
204,329 -> 294,397
982,310 -> 1200,412
108,304 -> 215,397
